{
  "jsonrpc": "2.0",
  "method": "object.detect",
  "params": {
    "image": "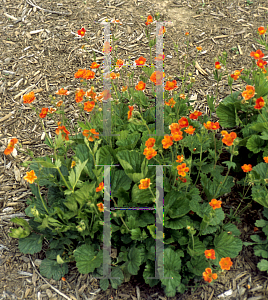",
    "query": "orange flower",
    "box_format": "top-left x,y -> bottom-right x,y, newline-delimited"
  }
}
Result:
150,71 -> 165,85
176,155 -> 184,163
162,135 -> 174,149
143,147 -> 157,160
258,26 -> 267,35
165,80 -> 178,91
254,97 -> 265,109
122,86 -> 128,92
222,132 -> 237,146
256,59 -> 267,69
96,182 -> 104,192
185,32 -> 189,36
145,15 -> 153,26
204,249 -> 216,260
77,27 -> 86,37
135,81 -> 146,91
177,163 -> 189,177
4,138 -> 18,155
241,164 -> 252,172
264,156 -> 268,163
189,111 -> 202,120
209,199 -> 222,210
215,62 -> 221,69
210,122 -> 220,130
71,161 -> 76,168
84,101 -> 95,112
110,72 -> 118,80
139,178 -> 151,189
85,87 -> 97,100
203,268 -> 217,283
178,117 -> 189,128
196,46 -> 202,51
90,62 -> 100,69
135,56 -> 147,66
128,105 -> 134,119
82,129 -> 99,142
23,170 -> 37,184
74,69 -> 87,79
97,203 -> 104,212
55,125 -> 70,141
23,91 -> 36,104
83,70 -> 95,80
116,59 -> 124,69
75,89 -> 85,103
219,257 -> 233,270
165,98 -> 176,108
62,277 -> 66,281
56,100 -> 63,107
184,126 -> 195,135
230,69 -> 243,80
56,88 -> 70,96
145,138 -> 155,148
179,94 -> 186,99
221,130 -> 229,136
250,49 -> 265,60
254,227 -> 259,232
39,108 -> 49,119
48,107 -> 56,114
